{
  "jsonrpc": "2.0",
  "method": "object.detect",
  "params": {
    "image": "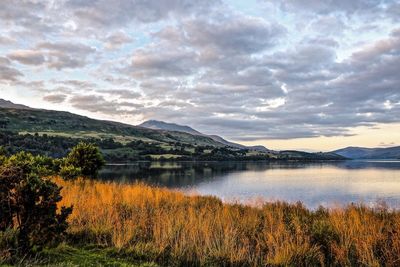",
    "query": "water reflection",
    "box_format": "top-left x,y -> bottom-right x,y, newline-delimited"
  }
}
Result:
99,160 -> 400,209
